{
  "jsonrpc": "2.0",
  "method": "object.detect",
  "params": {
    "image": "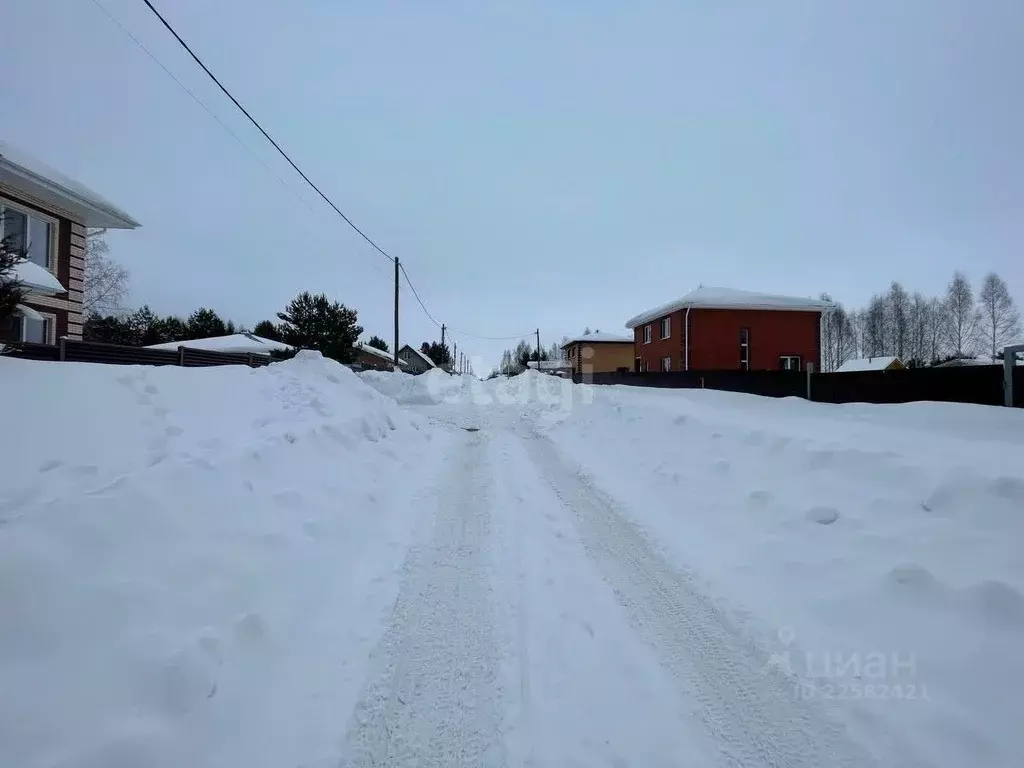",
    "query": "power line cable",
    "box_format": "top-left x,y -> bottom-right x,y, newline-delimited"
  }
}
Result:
139,0 -> 394,264
91,0 -> 391,285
